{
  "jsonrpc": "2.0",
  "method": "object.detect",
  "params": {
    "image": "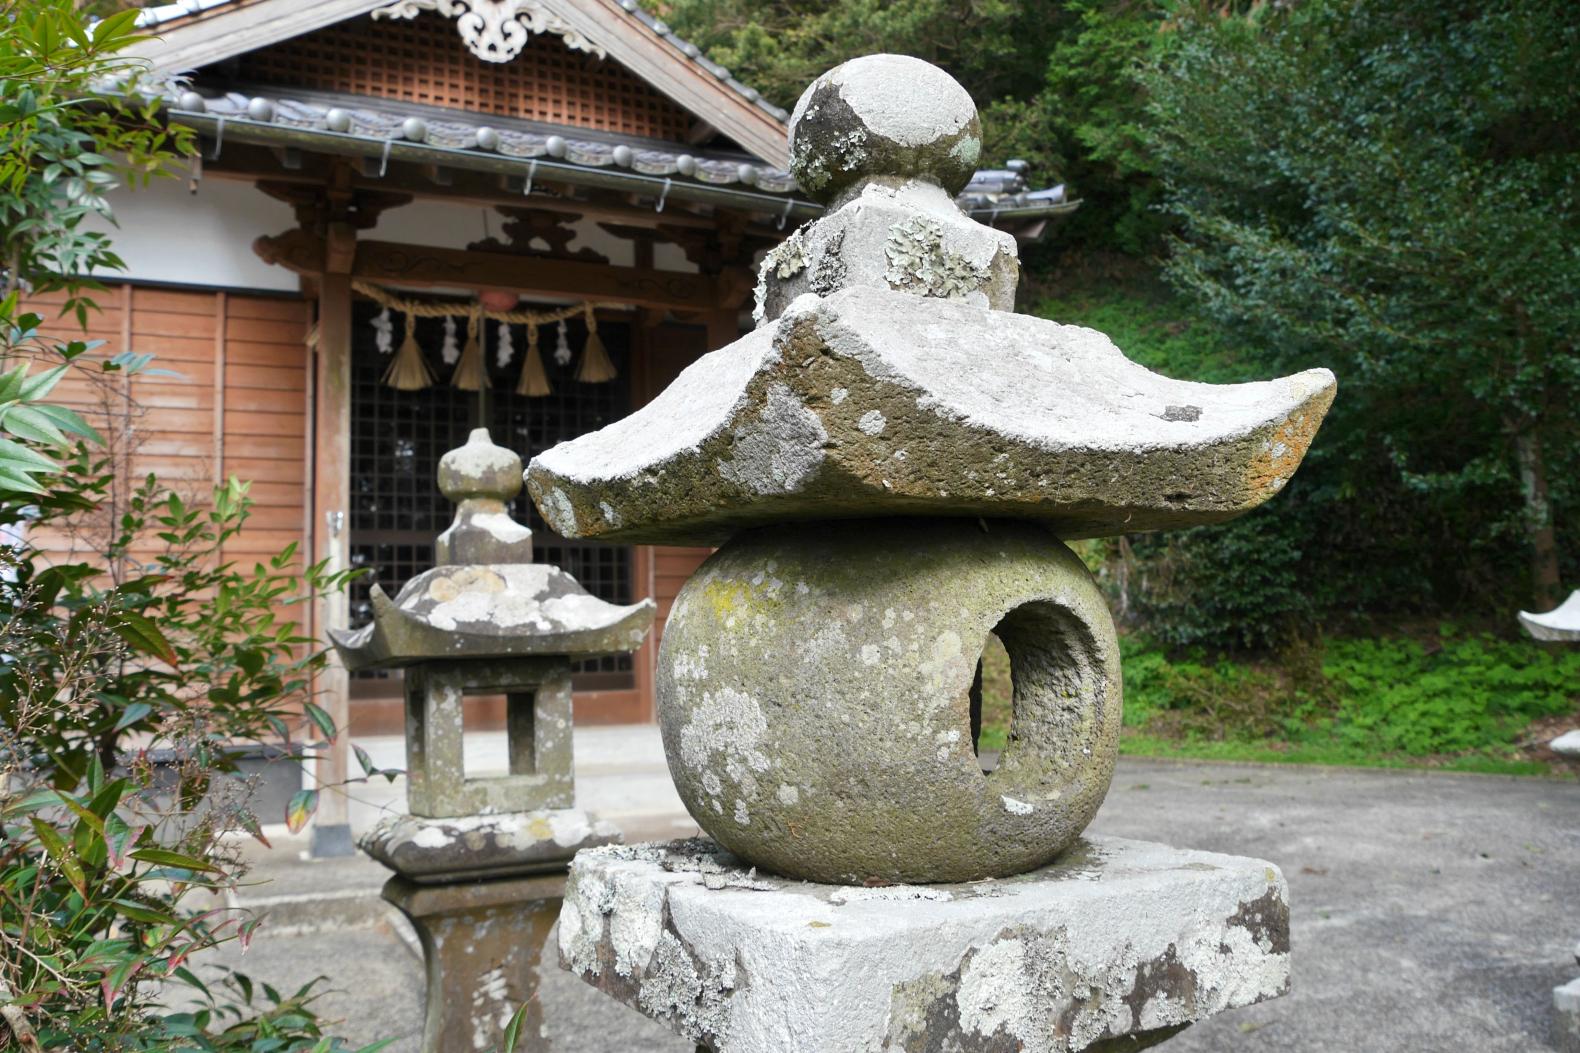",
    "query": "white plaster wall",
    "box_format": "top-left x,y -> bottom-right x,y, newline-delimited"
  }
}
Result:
82,175 -> 300,291
86,176 -> 701,290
